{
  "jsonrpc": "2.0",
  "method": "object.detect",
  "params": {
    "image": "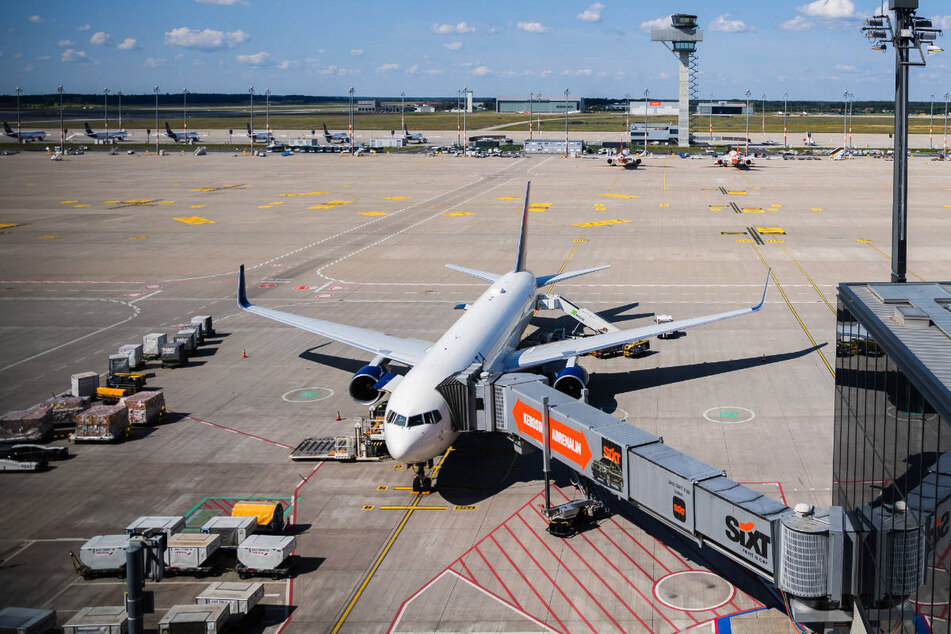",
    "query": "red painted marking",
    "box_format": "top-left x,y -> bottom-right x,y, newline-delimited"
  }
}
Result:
474,544 -> 522,610
172,411 -> 294,449
450,563 -> 474,584
511,399 -> 592,470
294,285 -> 310,290
259,283 -> 276,288
124,292 -> 144,298
485,533 -> 567,632
275,462 -> 322,634
315,293 -> 333,299
610,516 -> 693,571
458,559 -> 477,584
207,499 -> 232,514
330,285 -> 344,291
516,512 -> 626,633
145,284 -> 162,289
